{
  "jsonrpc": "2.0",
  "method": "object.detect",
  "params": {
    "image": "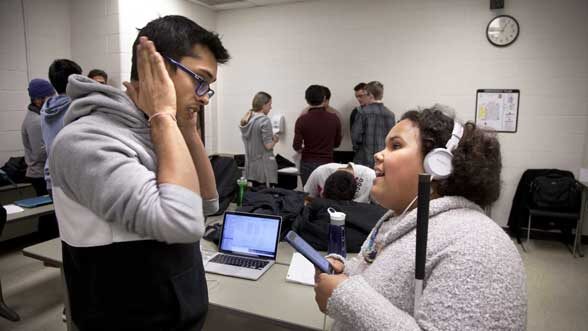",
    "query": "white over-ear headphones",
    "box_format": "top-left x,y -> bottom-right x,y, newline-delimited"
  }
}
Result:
423,121 -> 464,179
